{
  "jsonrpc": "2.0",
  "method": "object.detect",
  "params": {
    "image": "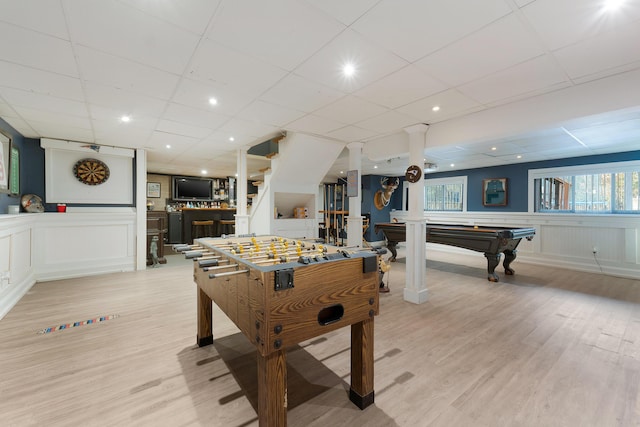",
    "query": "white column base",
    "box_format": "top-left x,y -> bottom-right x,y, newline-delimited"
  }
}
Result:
403,287 -> 429,304
346,216 -> 364,248
235,214 -> 250,235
